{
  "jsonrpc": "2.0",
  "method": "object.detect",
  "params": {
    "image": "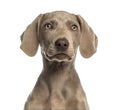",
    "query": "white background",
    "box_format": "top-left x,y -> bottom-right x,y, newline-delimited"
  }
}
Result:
0,0 -> 120,110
